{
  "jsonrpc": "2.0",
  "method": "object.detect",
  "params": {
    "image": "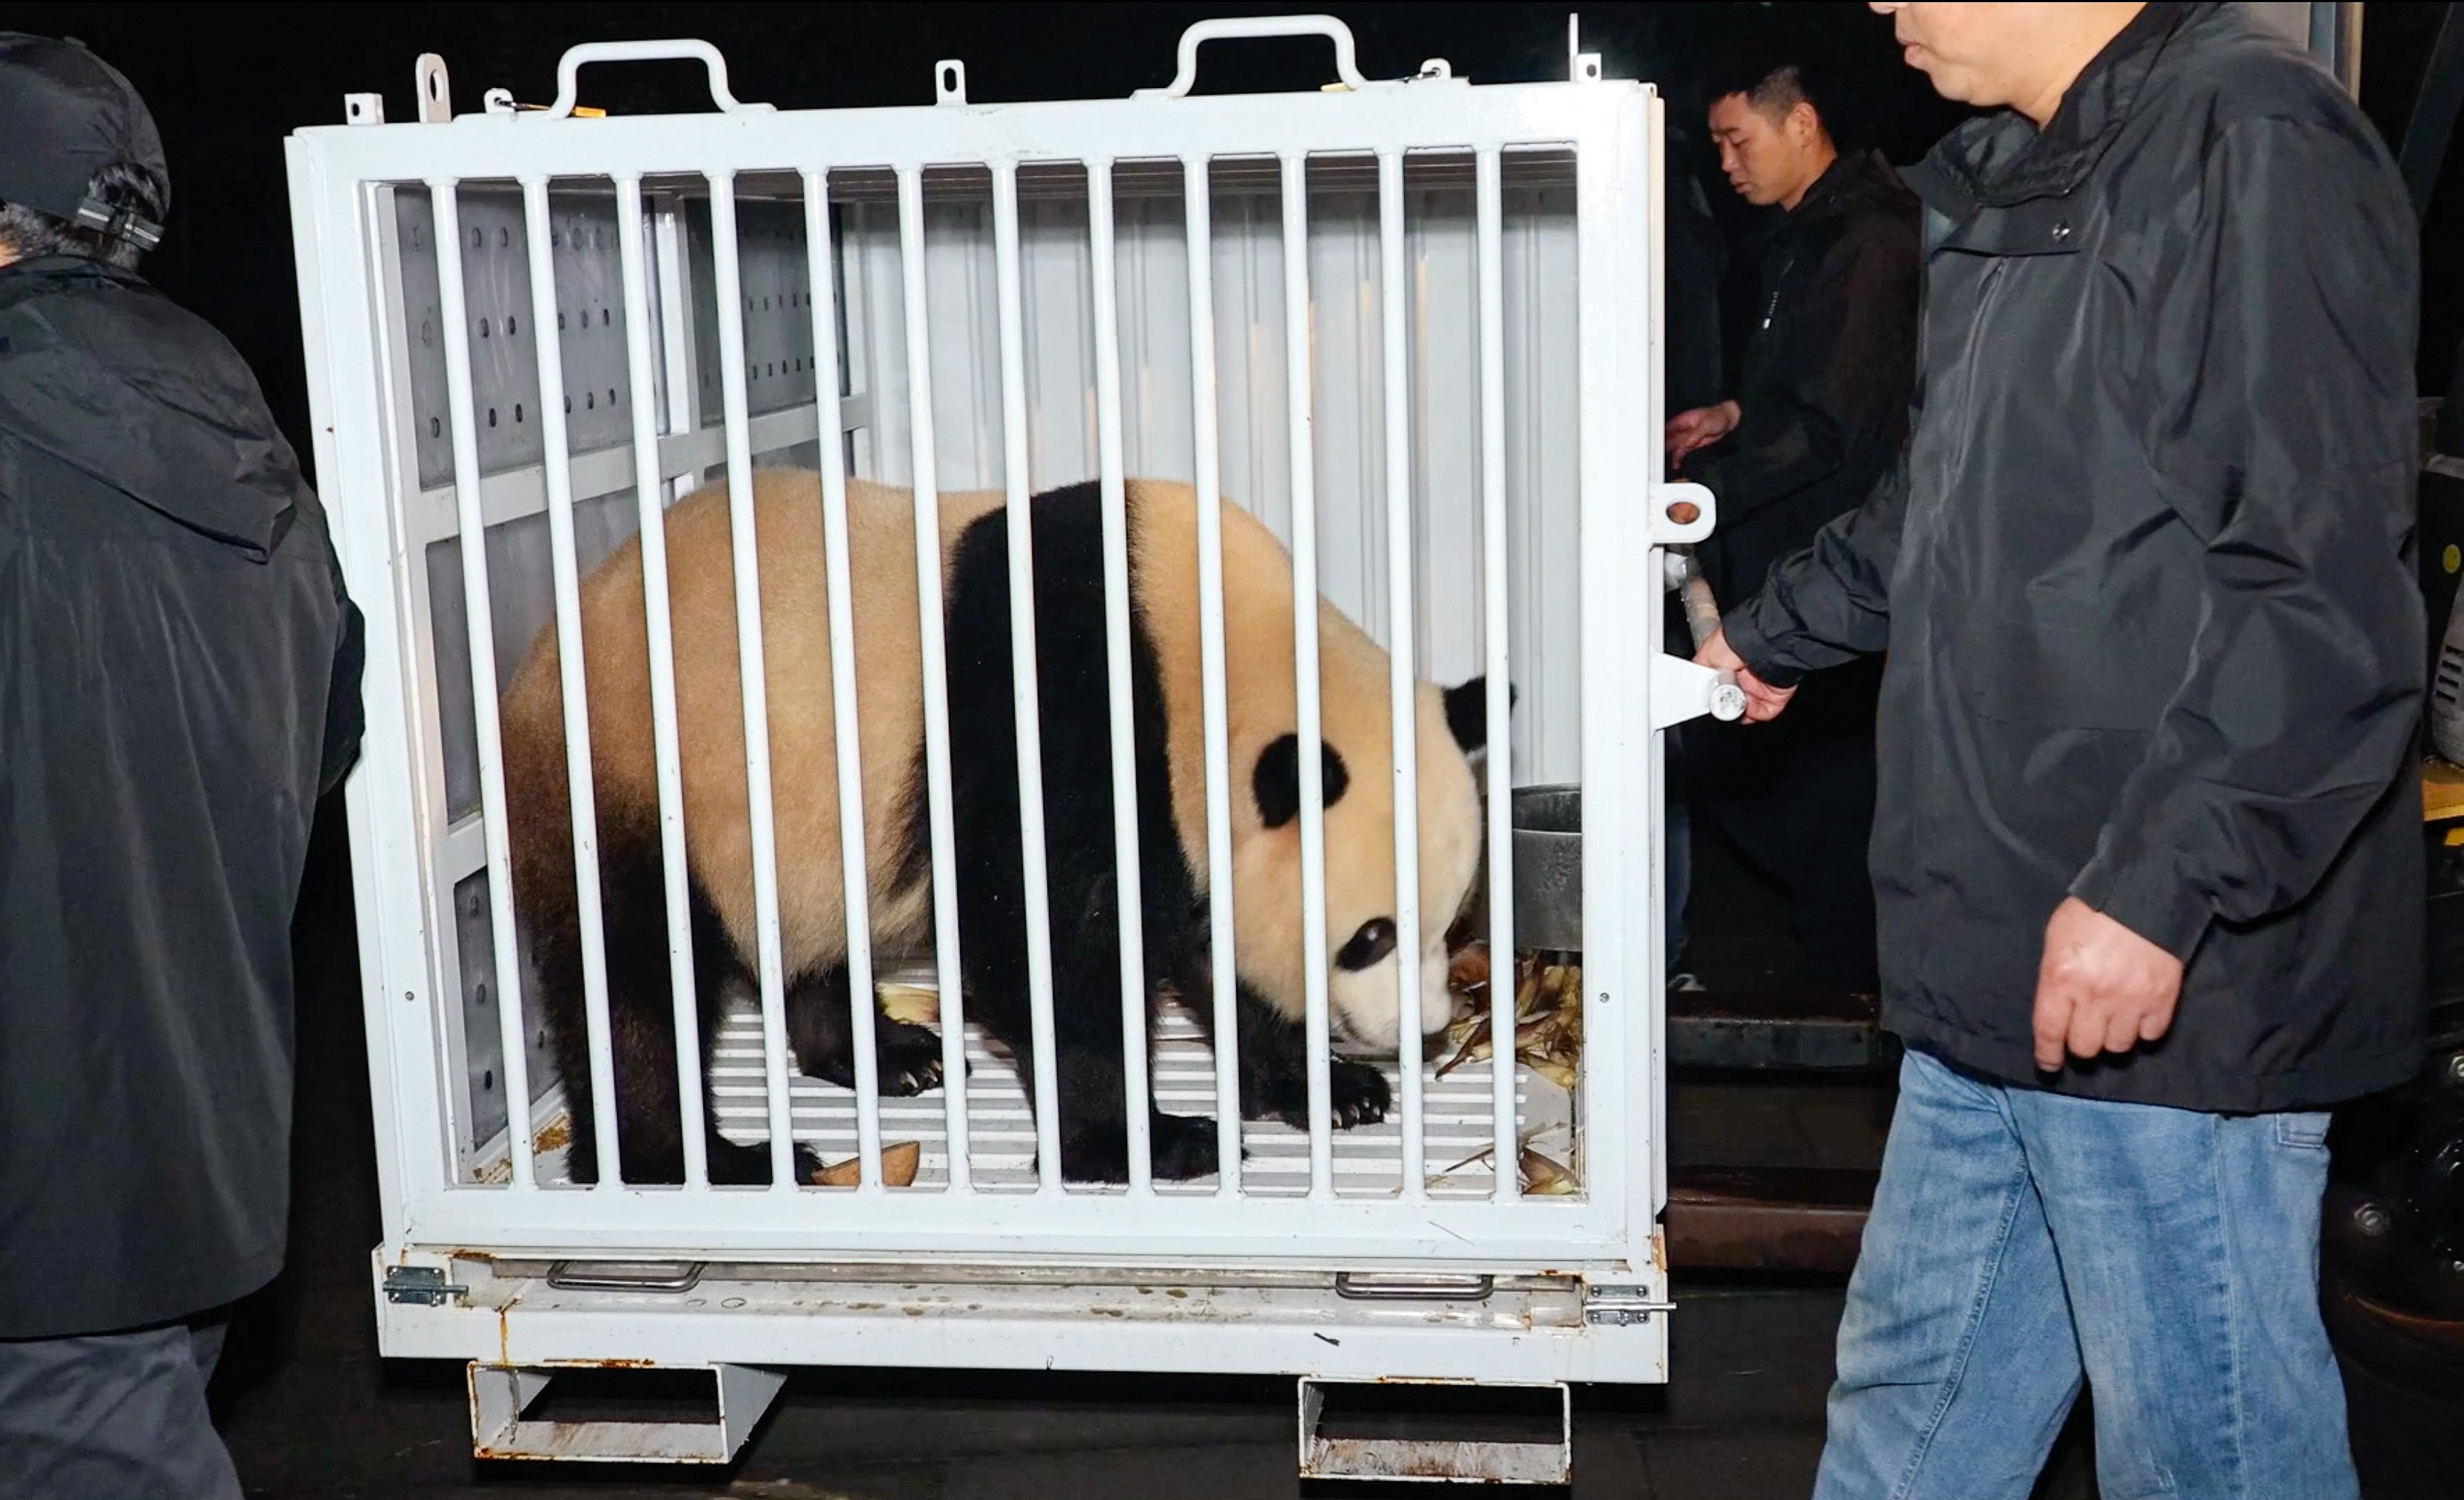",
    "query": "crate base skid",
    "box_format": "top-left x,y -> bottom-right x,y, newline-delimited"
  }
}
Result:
468,1360 -> 785,1463
1299,1376 -> 1573,1485
376,1252 -> 1668,1386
